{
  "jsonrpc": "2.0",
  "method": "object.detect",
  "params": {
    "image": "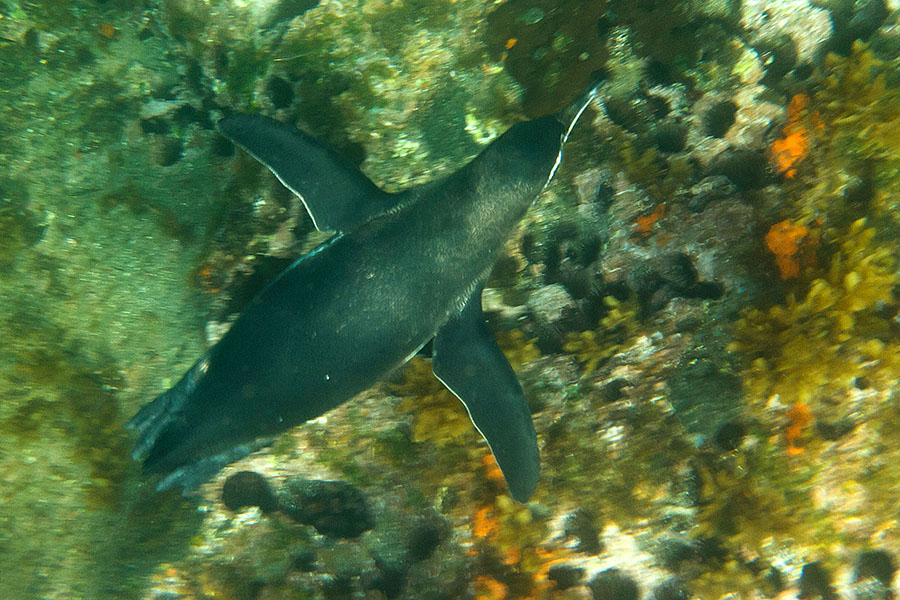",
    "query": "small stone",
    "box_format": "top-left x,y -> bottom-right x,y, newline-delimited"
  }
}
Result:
527,283 -> 588,352
527,284 -> 579,326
